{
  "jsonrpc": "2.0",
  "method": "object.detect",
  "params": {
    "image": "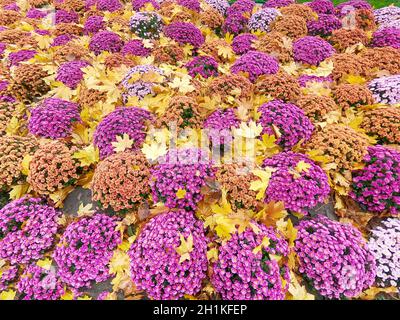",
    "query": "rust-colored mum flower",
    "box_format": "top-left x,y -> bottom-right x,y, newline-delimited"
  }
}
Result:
28,0 -> 50,7
253,31 -> 292,63
330,28 -> 369,52
208,73 -> 253,104
53,23 -> 83,36
0,30 -> 35,46
360,47 -> 400,75
306,124 -> 369,170
254,71 -> 301,102
91,151 -> 151,212
216,163 -> 260,211
355,9 -> 376,32
333,84 -> 374,110
56,0 -> 85,12
200,39 -> 230,63
200,8 -> 224,29
77,87 -> 107,108
159,1 -> 193,22
330,53 -> 370,82
104,53 -> 136,70
0,10 -> 21,26
28,141 -> 81,195
280,4 -> 317,22
10,64 -> 50,103
0,136 -> 37,188
155,96 -> 203,130
296,94 -> 338,123
361,107 -> 400,144
0,102 -> 15,135
53,44 -> 89,63
153,43 -> 185,65
271,15 -> 308,40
